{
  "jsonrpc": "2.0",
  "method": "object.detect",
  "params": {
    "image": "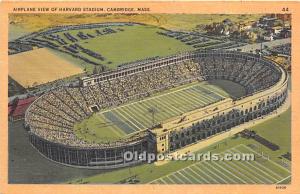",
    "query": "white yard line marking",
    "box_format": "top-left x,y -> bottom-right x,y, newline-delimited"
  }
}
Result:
185,88 -> 213,102
170,173 -> 186,184
232,148 -> 282,181
160,178 -> 168,184
151,98 -> 182,116
111,110 -> 140,131
212,161 -> 247,184
193,165 -> 219,184
184,168 -> 205,183
218,159 -> 256,184
178,170 -> 194,183
103,110 -> 139,133
225,150 -> 275,183
200,162 -> 229,183
175,91 -> 207,107
165,176 -> 177,184
118,107 -> 147,129
222,150 -> 271,183
124,105 -> 152,126
169,92 -> 200,108
241,144 -> 291,173
204,161 -> 236,183
139,100 -> 171,121
234,146 -> 285,180
276,175 -> 291,184
157,95 -> 186,114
